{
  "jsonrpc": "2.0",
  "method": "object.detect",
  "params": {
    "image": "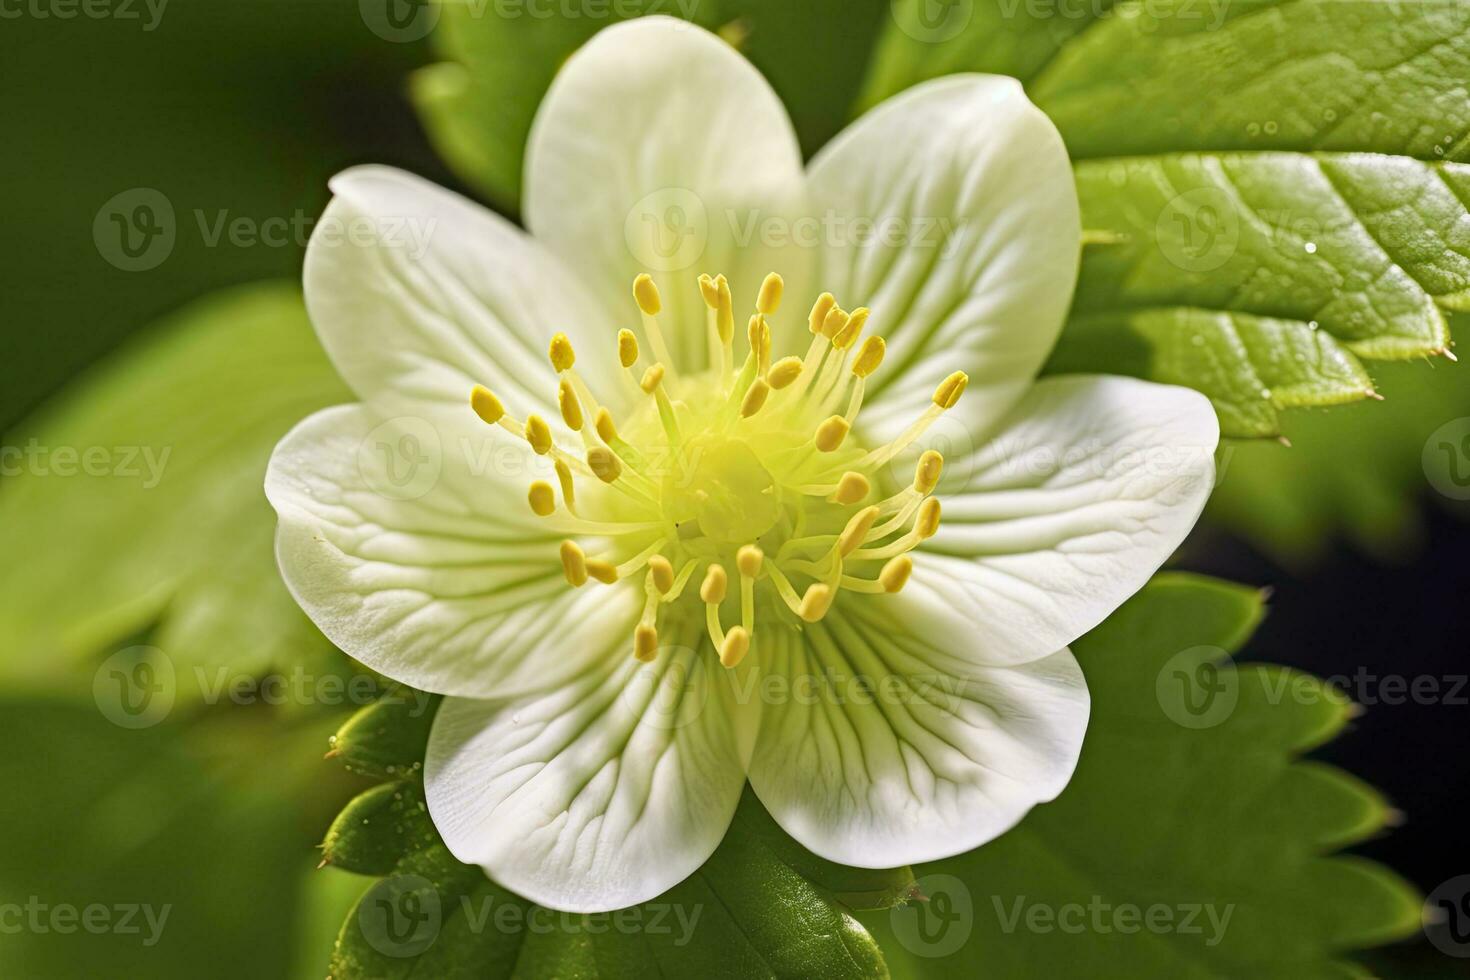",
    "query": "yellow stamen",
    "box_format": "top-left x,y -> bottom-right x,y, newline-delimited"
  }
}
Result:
587,447 -> 622,483
640,363 -> 666,394
767,356 -> 803,390
470,385 -> 505,424
933,371 -> 969,409
831,471 -> 870,505
915,497 -> 941,538
633,274 -> 662,316
648,555 -> 675,595
618,329 -> 639,368
834,307 -> 869,350
549,333 -> 575,372
634,624 -> 659,662
820,307 -> 850,341
525,415 -> 553,455
528,481 -> 555,516
716,275 -> 735,346
798,583 -> 834,622
699,273 -> 721,308
757,273 -> 784,316
559,540 -> 588,587
915,450 -> 944,493
852,336 -> 885,378
554,458 -> 576,513
740,378 -> 771,418
700,564 -> 728,603
557,378 -> 584,431
720,626 -> 750,668
839,505 -> 881,557
880,555 -> 913,593
737,545 -> 763,578
587,559 -> 619,584
594,407 -> 618,443
808,292 -> 836,334
814,415 -> 850,452
737,544 -> 762,633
